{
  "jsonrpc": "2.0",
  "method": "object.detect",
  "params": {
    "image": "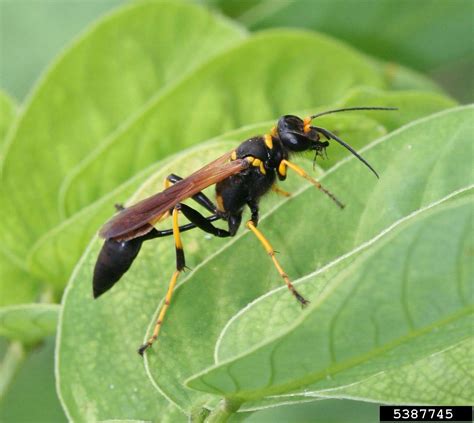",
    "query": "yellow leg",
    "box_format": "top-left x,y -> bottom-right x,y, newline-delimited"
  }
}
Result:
138,207 -> 184,355
246,220 -> 309,306
271,184 -> 291,197
281,159 -> 344,209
